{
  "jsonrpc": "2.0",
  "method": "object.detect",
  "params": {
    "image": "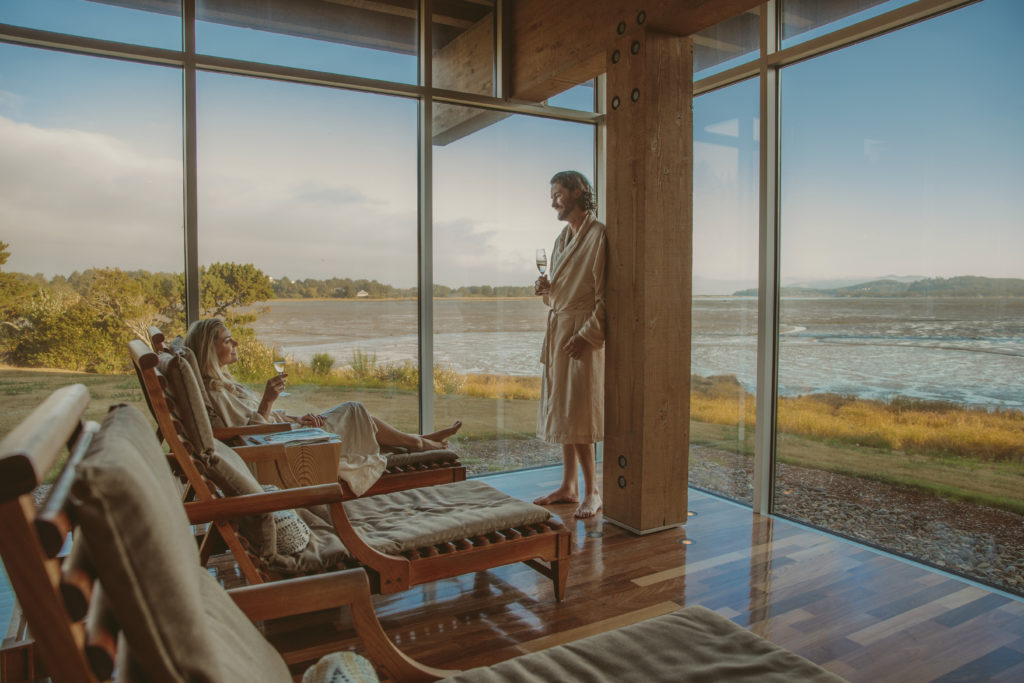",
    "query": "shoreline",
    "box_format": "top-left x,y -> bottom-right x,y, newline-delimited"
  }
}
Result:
262,296 -> 537,303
